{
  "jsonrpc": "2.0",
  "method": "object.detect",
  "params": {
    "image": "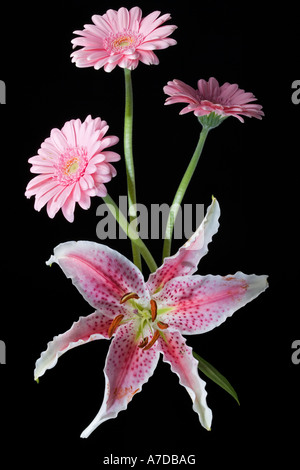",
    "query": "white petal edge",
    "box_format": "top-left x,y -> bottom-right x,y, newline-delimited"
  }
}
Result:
34,315 -> 110,381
